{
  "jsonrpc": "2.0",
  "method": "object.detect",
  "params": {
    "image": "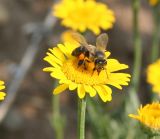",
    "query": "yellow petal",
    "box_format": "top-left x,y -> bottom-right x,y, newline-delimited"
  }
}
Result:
78,84 -> 85,99
57,44 -> 70,57
43,67 -> 57,72
128,114 -> 140,121
110,73 -> 131,79
0,85 -> 5,90
107,81 -> 122,90
91,26 -> 100,35
46,52 -> 63,65
53,84 -> 69,95
59,78 -> 69,84
43,57 -> 61,68
102,85 -> 112,101
50,69 -> 66,80
93,86 -> 105,102
0,92 -> 6,100
49,47 -> 65,61
0,81 -> 4,85
84,85 -> 96,97
149,0 -> 159,6
107,59 -> 129,72
69,82 -> 78,90
108,73 -> 131,87
93,85 -> 112,102
105,51 -> 111,58
64,42 -> 77,55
